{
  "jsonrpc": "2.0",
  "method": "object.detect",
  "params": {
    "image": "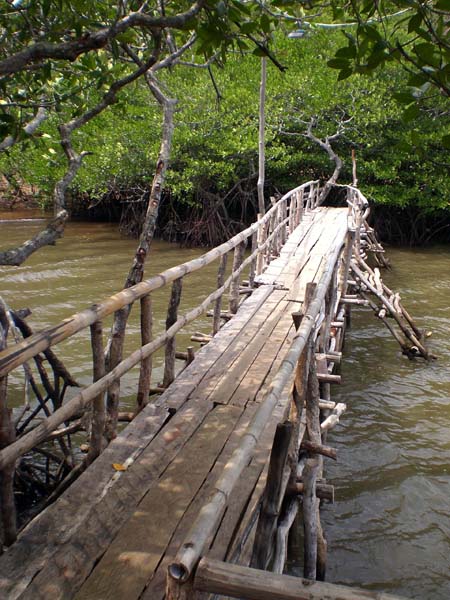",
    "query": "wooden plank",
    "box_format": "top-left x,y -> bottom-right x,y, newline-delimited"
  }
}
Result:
139,403 -> 260,600
1,399 -> 215,600
287,211 -> 348,302
75,405 -> 243,600
162,285 -> 275,410
253,217 -> 317,285
195,558 -> 408,600
228,305 -> 297,407
210,298 -> 290,406
187,291 -> 287,405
